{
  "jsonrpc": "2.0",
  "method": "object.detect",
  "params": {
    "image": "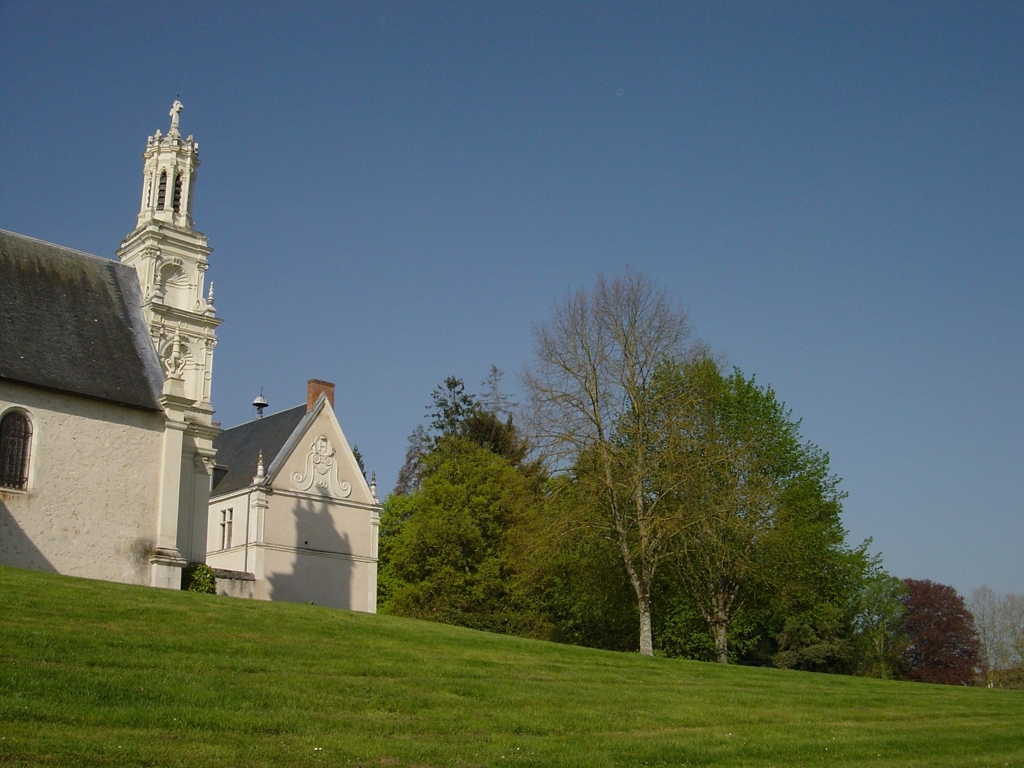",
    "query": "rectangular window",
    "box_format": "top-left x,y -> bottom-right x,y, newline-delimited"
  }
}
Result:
220,508 -> 233,550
